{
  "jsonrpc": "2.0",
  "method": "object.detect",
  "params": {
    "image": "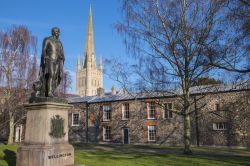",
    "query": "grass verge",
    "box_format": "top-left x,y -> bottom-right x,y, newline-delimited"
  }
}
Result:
0,144 -> 249,166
